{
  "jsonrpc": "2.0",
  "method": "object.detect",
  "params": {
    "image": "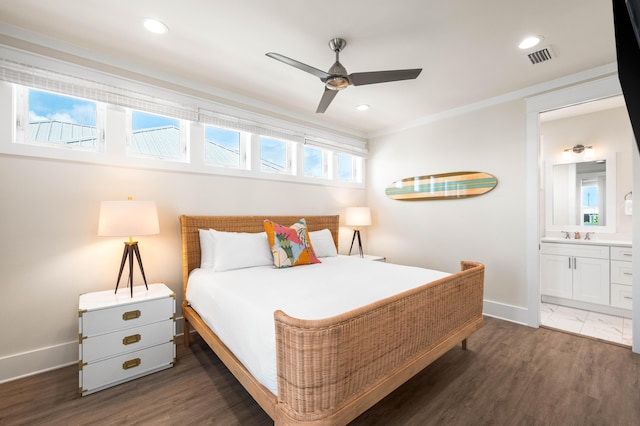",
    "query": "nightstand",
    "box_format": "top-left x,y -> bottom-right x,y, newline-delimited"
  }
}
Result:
78,283 -> 176,396
350,254 -> 386,262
